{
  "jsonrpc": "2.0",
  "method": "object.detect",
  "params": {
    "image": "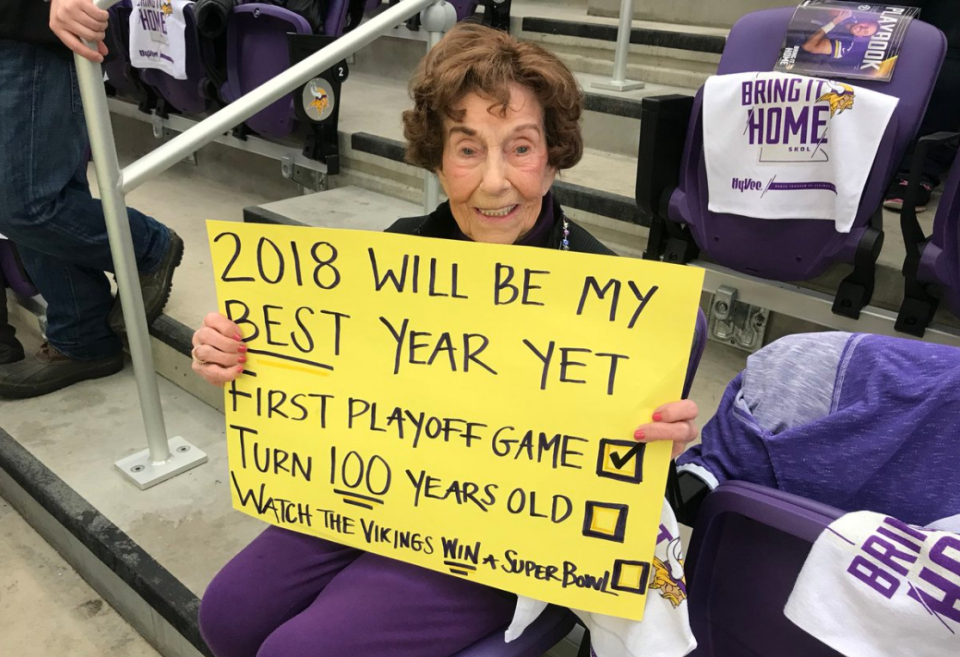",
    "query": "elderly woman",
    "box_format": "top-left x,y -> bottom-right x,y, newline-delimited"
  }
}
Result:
194,23 -> 699,657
